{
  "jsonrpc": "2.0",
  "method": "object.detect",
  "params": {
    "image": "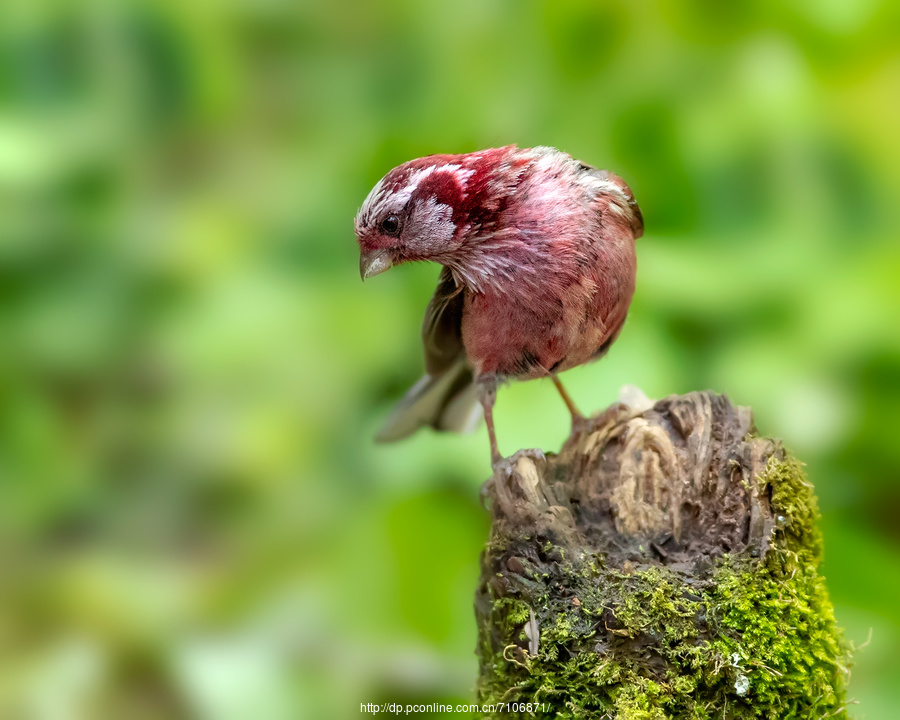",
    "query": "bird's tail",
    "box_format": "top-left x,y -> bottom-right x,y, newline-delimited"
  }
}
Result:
375,360 -> 481,443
